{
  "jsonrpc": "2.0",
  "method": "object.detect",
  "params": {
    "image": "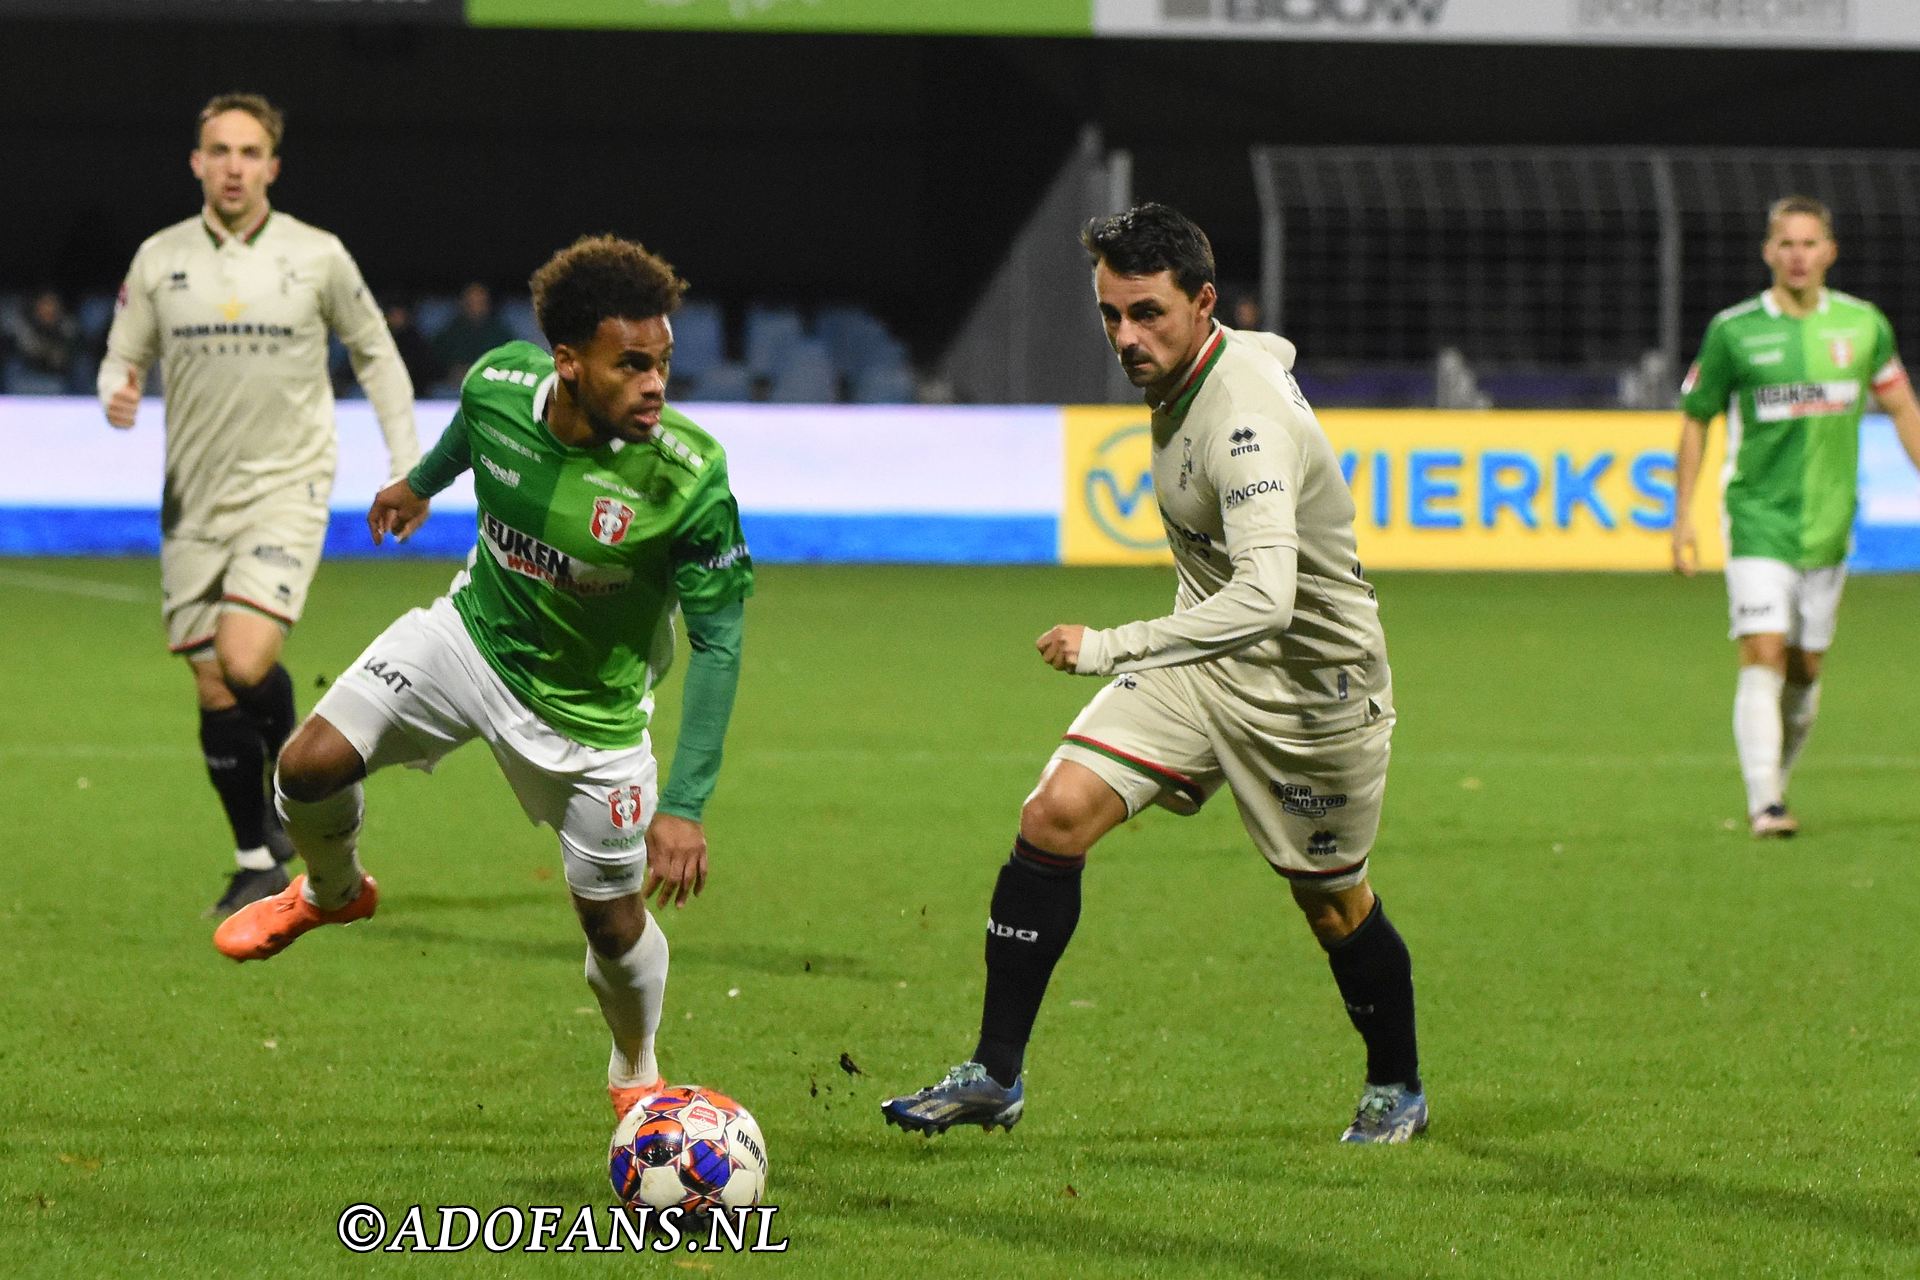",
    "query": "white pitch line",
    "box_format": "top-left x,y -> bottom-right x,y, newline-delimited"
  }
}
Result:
0,743 -> 194,760
0,566 -> 150,603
